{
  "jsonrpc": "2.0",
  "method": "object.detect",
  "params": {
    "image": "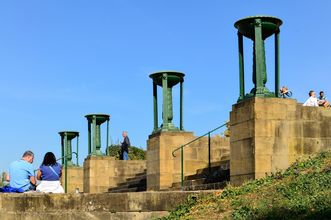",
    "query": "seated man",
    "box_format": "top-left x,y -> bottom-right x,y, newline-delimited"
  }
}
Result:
303,90 -> 318,107
8,150 -> 36,192
318,91 -> 330,107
